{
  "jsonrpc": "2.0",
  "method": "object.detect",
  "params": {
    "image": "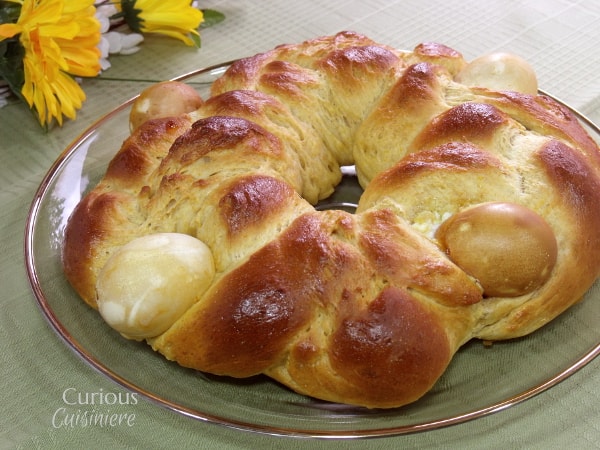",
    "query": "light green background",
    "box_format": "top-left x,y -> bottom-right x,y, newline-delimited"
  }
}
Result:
2,0 -> 600,448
